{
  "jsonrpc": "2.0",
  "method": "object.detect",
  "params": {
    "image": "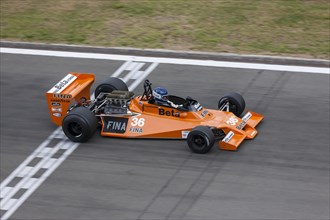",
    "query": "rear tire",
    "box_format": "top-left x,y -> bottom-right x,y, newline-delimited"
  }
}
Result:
62,107 -> 98,142
187,126 -> 215,154
94,77 -> 128,98
218,92 -> 245,116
